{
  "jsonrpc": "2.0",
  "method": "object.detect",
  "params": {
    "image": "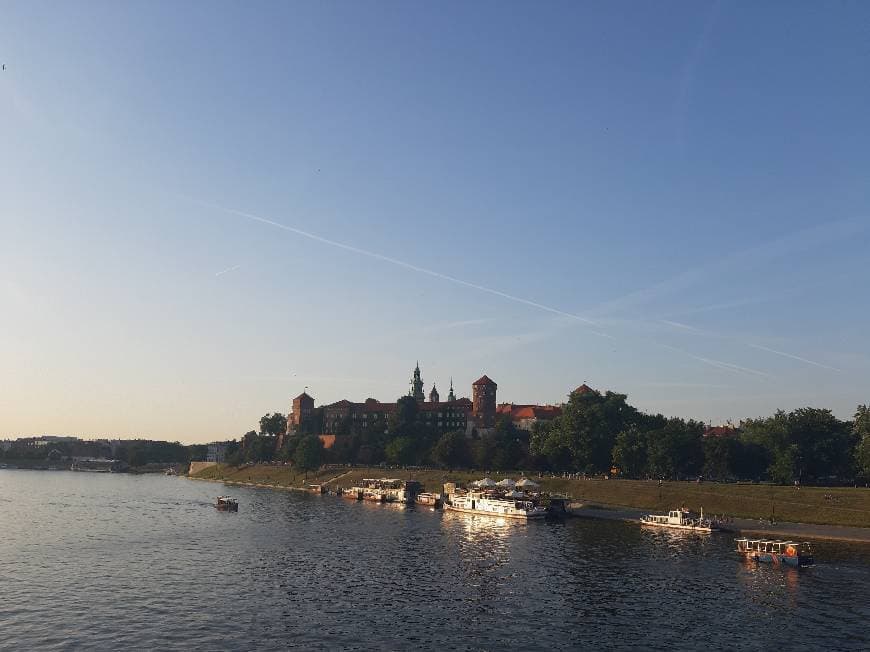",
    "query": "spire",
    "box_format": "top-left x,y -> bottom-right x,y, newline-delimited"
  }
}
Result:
411,362 -> 425,402
447,377 -> 456,402
429,383 -> 439,404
